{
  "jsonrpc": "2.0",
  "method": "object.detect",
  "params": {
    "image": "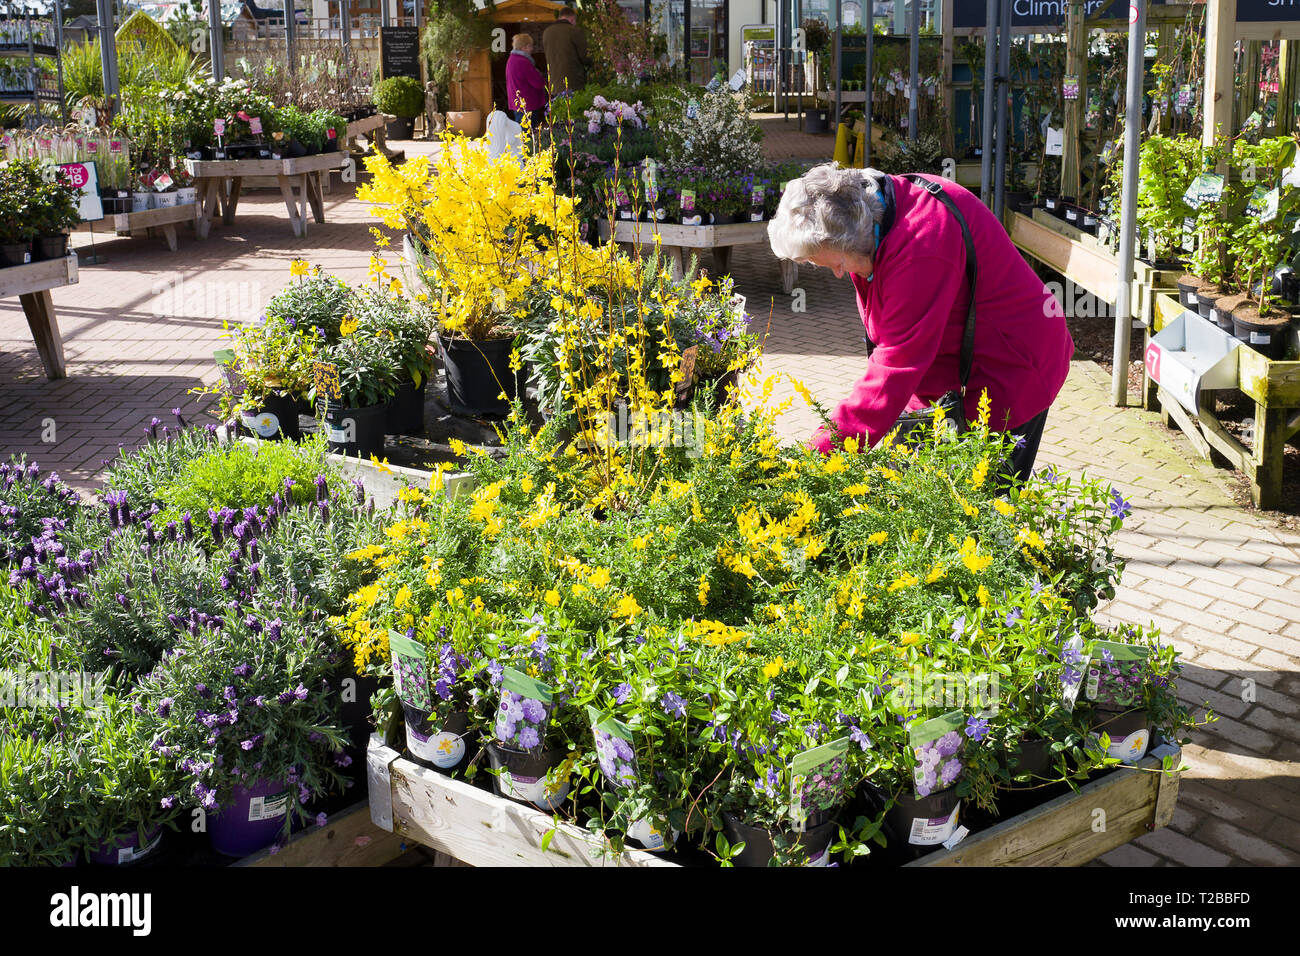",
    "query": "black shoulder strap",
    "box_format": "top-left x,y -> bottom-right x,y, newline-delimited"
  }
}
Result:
902,175 -> 977,393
